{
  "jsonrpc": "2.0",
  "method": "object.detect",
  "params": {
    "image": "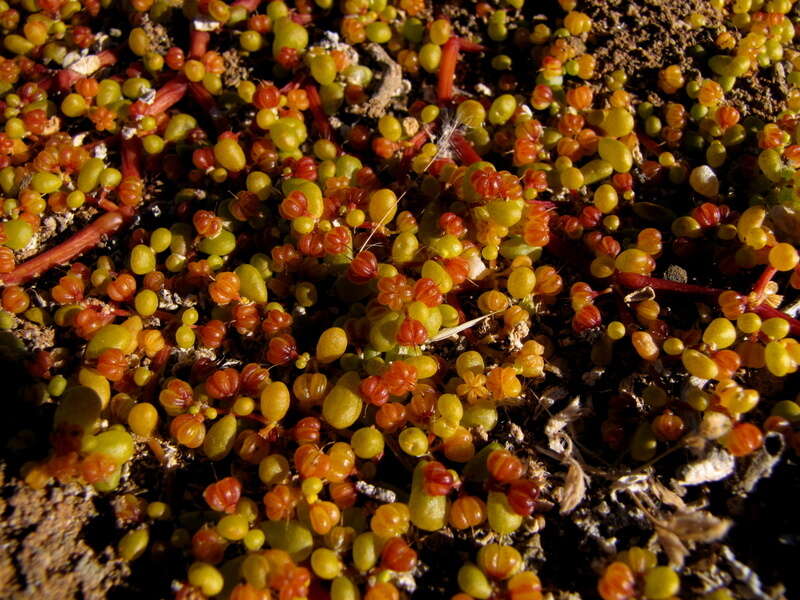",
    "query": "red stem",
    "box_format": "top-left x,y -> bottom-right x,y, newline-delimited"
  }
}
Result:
402,128 -> 429,160
304,84 -> 333,140
96,48 -> 120,68
750,265 -> 777,305
243,412 -> 269,425
434,38 -> 483,105
753,304 -> 800,336
279,74 -> 305,94
121,136 -> 143,179
454,37 -> 486,52
290,12 -> 312,24
637,132 -> 661,155
56,70 -> 81,92
188,83 -> 227,131
437,38 -> 461,104
617,271 -> 800,337
451,132 -> 481,165
96,189 -> 120,213
231,0 -> 260,9
189,29 -> 210,59
615,272 -> 724,296
397,128 -> 431,178
188,82 -> 216,113
0,210 -> 132,285
407,128 -> 429,152
146,437 -> 166,462
144,78 -> 188,116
